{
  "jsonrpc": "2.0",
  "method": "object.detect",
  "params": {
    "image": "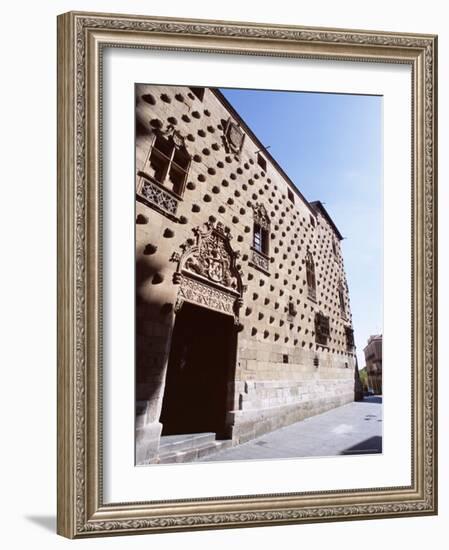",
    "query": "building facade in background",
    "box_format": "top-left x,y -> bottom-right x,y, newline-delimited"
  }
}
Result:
363,335 -> 383,395
135,85 -> 357,464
